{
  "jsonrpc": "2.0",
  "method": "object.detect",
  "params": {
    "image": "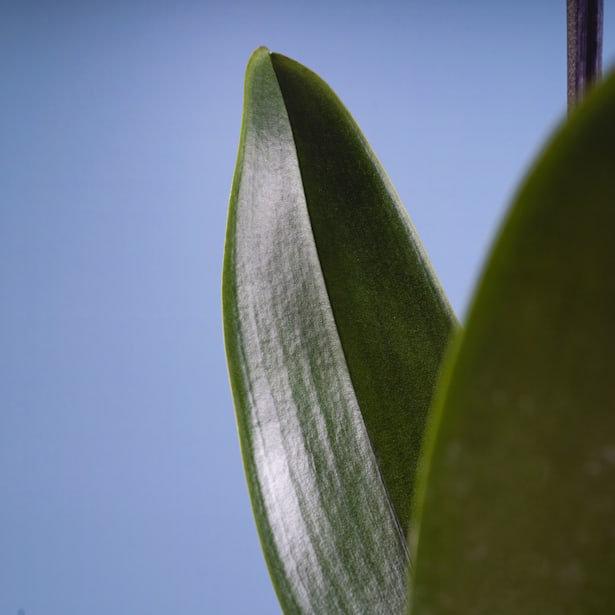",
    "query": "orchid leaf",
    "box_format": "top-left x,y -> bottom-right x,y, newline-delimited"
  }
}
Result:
223,47 -> 456,613
409,69 -> 615,615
